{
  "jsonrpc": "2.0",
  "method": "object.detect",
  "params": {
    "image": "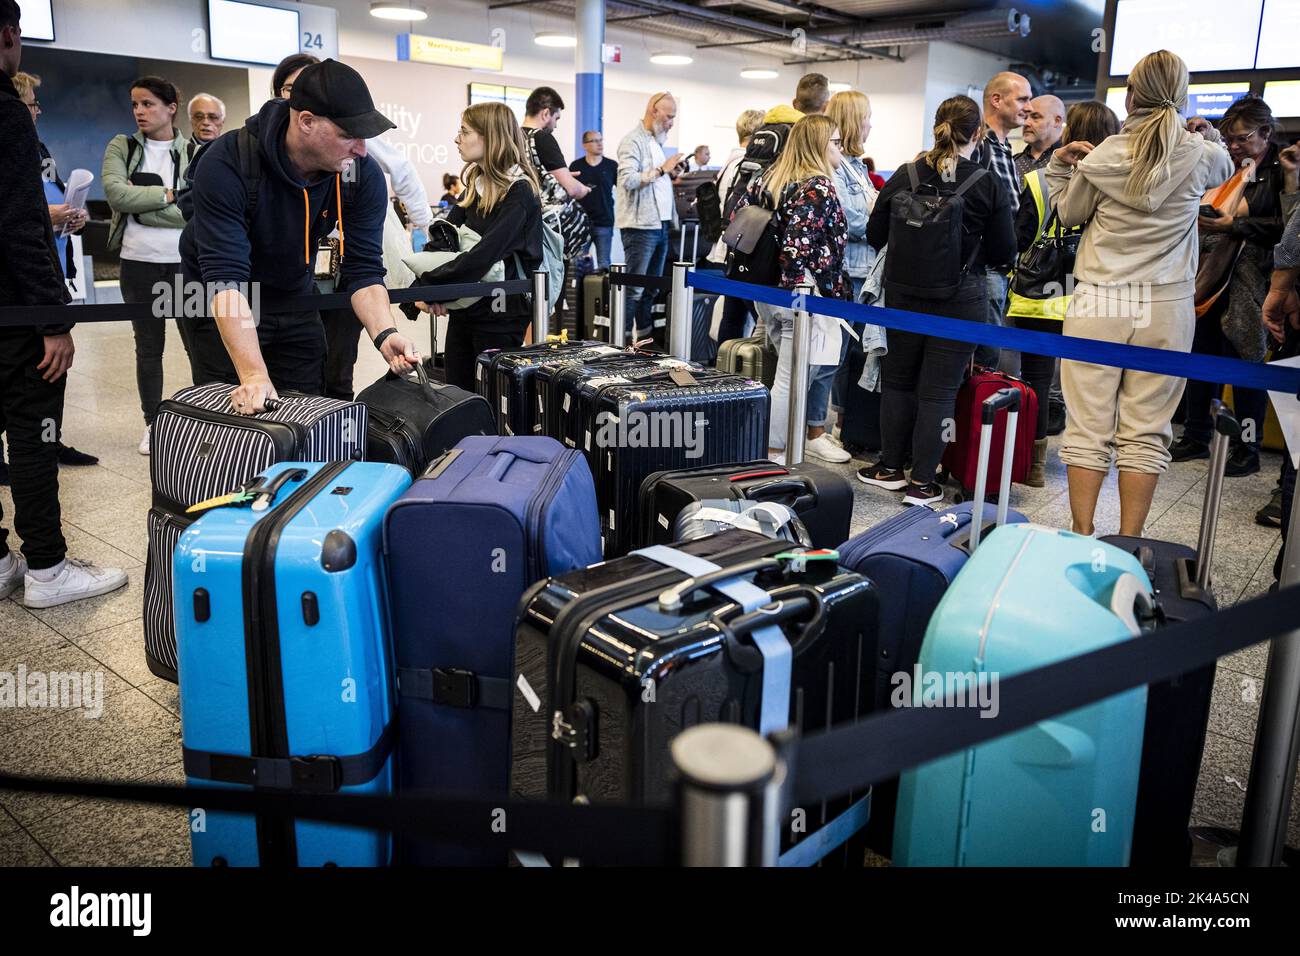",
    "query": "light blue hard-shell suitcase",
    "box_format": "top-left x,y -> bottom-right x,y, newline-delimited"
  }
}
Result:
174,461 -> 412,867
892,522 -> 1155,866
